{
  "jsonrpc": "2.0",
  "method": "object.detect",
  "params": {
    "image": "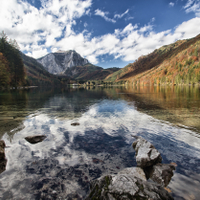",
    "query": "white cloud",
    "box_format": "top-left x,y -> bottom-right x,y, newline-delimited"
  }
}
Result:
94,9 -> 129,23
139,24 -> 153,33
94,9 -> 116,23
84,22 -> 88,28
169,2 -> 175,7
114,23 -> 138,37
85,9 -> 91,15
26,47 -> 48,58
184,0 -> 200,16
51,47 -> 59,53
125,16 -> 134,21
173,17 -> 200,39
0,0 -> 92,58
184,0 -> 195,9
114,9 -> 129,19
86,54 -> 98,64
